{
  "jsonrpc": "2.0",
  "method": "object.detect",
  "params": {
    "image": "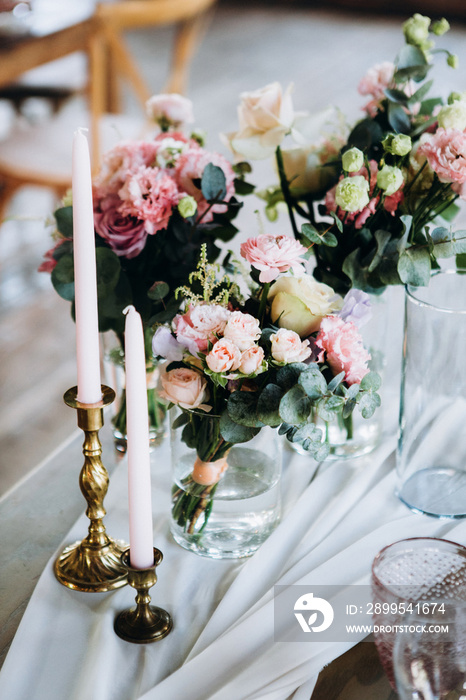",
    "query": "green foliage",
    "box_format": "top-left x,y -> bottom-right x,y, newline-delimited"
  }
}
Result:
201,163 -> 227,202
